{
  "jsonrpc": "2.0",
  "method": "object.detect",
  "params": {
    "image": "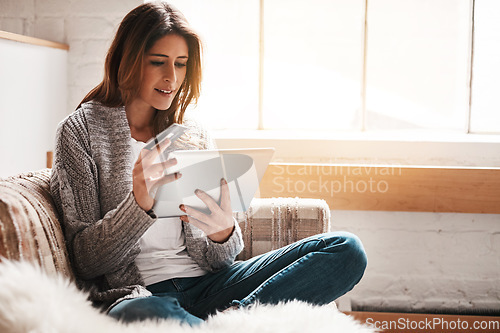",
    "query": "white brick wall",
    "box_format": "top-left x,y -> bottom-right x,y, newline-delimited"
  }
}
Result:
1,0 -> 499,314
333,210 -> 500,313
0,0 -> 35,35
0,0 -> 140,112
